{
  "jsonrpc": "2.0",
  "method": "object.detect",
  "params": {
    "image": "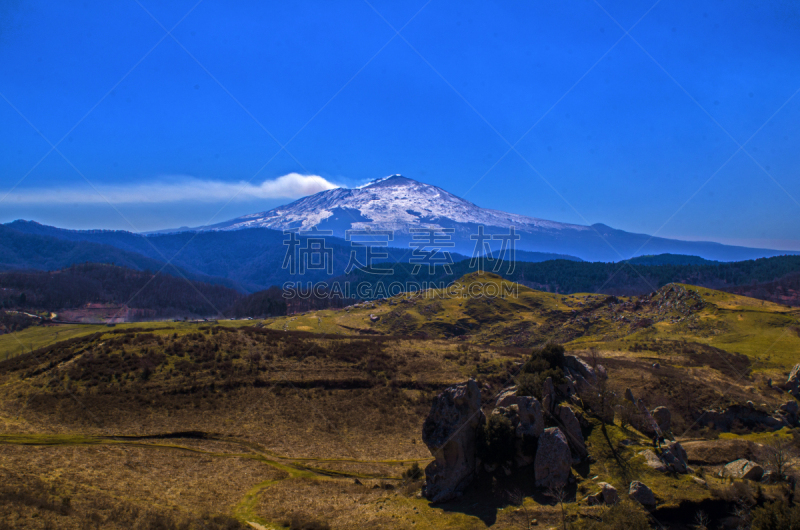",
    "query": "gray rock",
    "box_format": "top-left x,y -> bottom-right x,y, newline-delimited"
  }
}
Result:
788,364 -> 800,398
565,355 -> 598,385
629,481 -> 656,507
640,449 -> 668,472
596,364 -> 608,380
722,459 -> 764,481
599,482 -> 619,504
422,380 -> 485,502
495,389 -> 545,439
652,406 -> 671,432
624,388 -> 636,403
534,427 -> 571,490
369,314 -> 380,322
557,405 -> 587,460
660,442 -> 689,474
